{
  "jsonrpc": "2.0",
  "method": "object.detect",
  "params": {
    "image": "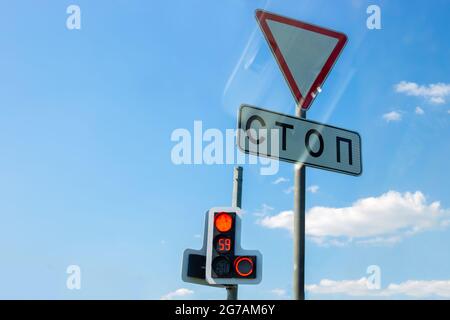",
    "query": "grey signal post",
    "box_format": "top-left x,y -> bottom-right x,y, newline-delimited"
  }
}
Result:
294,108 -> 306,300
237,105 -> 362,300
227,166 -> 243,300
252,9 -> 353,301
